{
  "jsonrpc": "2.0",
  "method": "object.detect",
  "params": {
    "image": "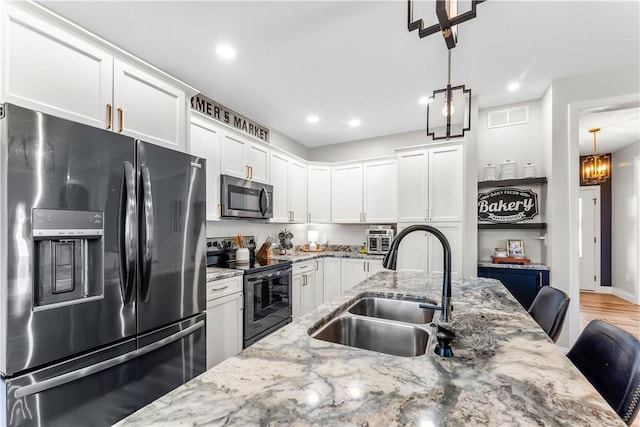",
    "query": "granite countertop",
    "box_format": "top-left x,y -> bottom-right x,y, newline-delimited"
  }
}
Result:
117,271 -> 622,426
477,261 -> 550,271
271,250 -> 384,263
206,266 -> 244,282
